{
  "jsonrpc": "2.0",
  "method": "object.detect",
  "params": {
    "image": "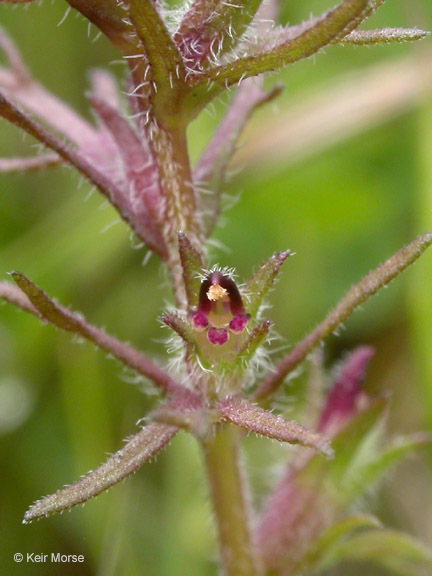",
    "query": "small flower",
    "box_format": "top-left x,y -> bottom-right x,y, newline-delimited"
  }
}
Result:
190,270 -> 250,346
